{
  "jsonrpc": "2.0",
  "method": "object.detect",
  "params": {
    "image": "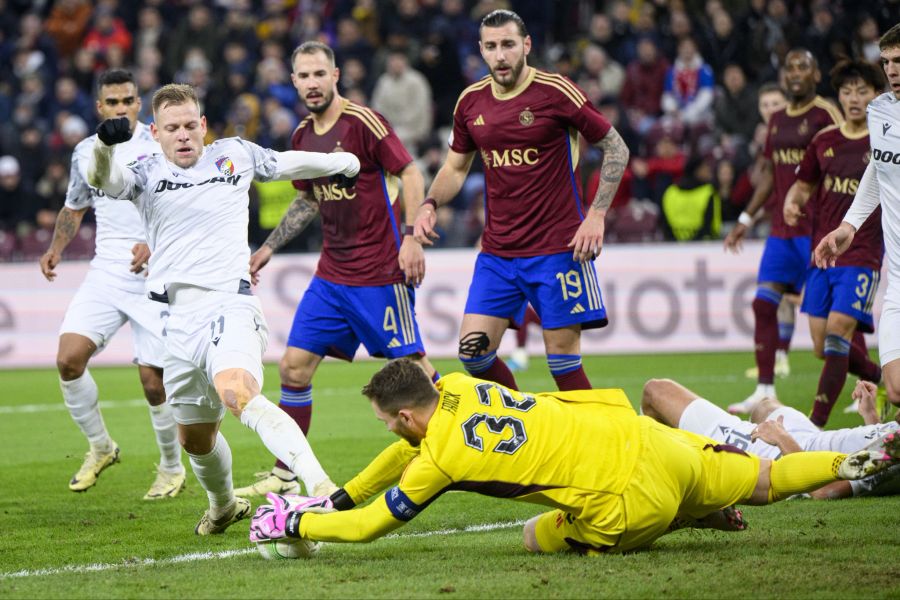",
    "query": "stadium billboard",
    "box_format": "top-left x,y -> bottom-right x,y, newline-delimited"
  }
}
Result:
0,241 -> 885,367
